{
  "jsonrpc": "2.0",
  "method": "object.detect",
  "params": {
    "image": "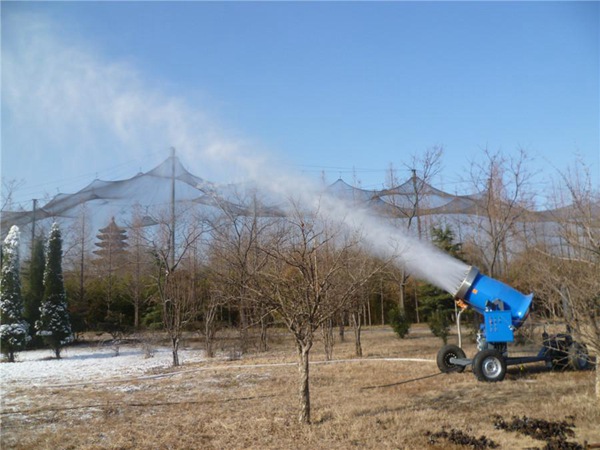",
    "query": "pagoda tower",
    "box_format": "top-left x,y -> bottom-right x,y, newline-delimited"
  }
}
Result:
94,217 -> 128,258
94,217 -> 128,316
